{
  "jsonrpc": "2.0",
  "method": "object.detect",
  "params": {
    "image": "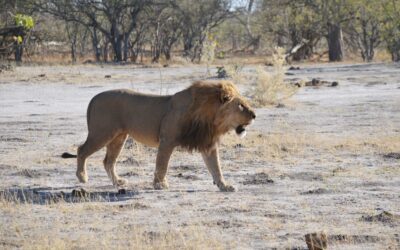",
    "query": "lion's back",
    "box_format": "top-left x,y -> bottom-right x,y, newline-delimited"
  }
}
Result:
86,89 -> 172,145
